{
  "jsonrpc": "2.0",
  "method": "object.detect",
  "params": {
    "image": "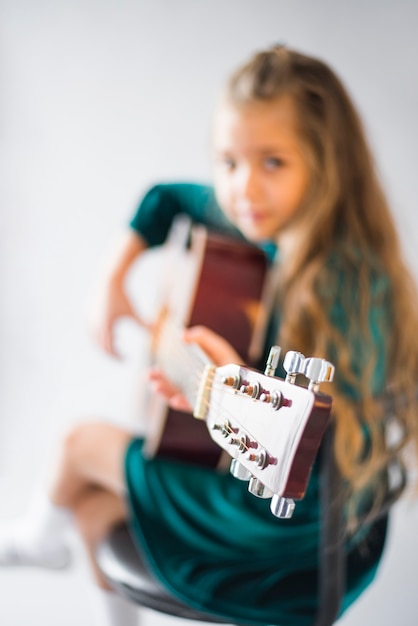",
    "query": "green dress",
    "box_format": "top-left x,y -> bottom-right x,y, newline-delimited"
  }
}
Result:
125,183 -> 390,626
